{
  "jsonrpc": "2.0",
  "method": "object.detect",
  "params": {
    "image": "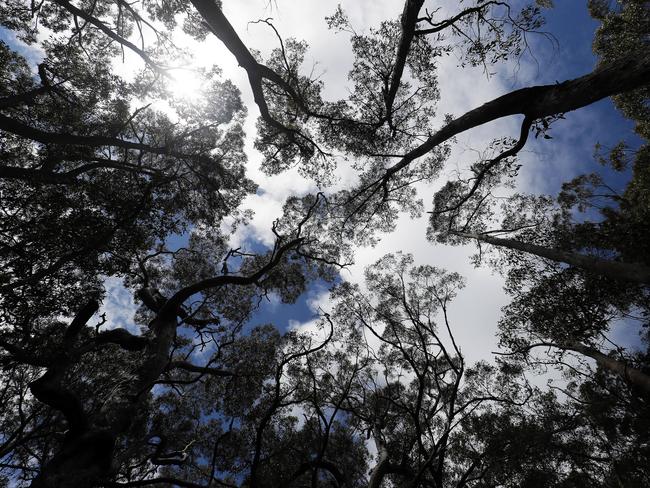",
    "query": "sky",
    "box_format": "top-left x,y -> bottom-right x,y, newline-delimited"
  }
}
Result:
2,1 -> 638,365
172,0 -> 638,363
